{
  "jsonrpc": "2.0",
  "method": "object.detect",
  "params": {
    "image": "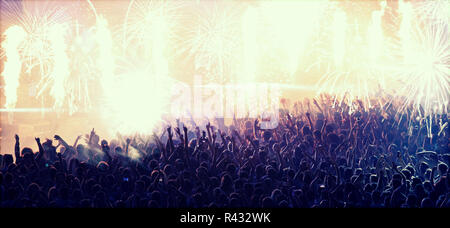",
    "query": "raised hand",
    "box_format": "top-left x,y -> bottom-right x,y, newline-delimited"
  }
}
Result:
167,126 -> 173,137
54,135 -> 61,141
15,134 -> 19,142
175,127 -> 182,136
212,131 -> 217,141
218,129 -> 227,142
245,134 -> 252,142
35,137 -> 40,143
